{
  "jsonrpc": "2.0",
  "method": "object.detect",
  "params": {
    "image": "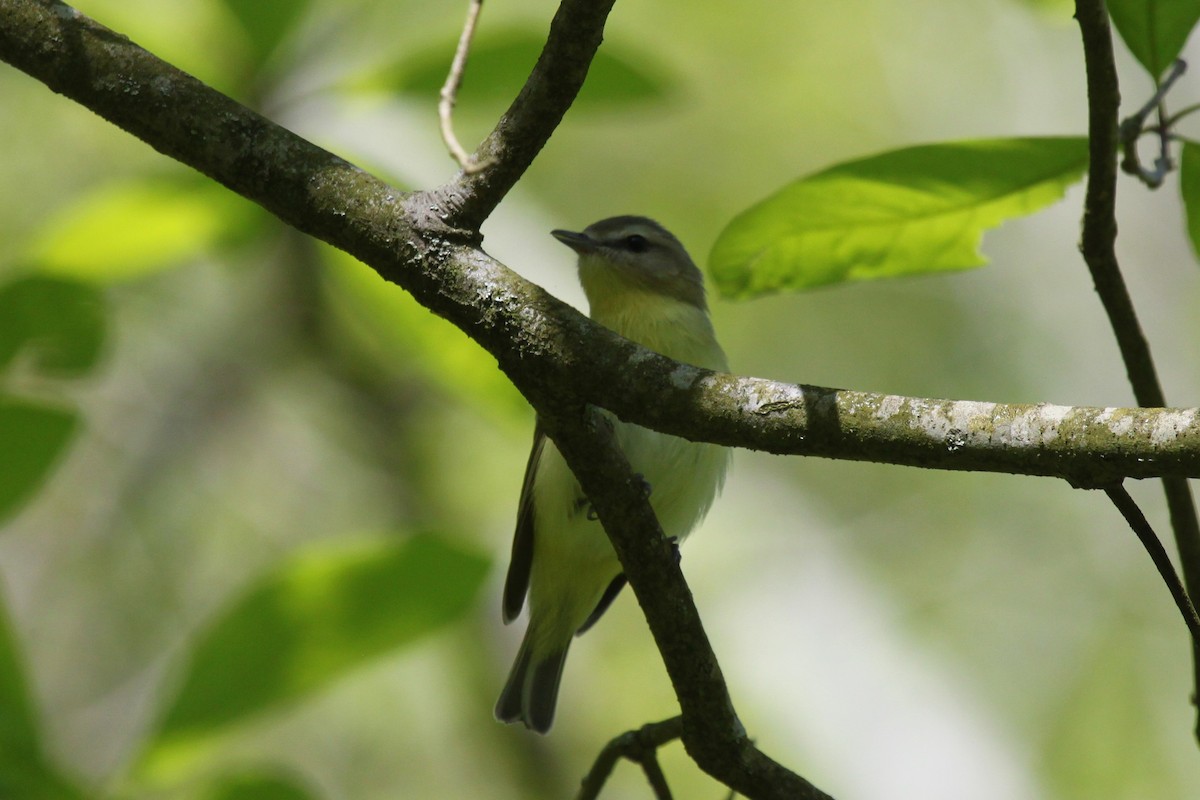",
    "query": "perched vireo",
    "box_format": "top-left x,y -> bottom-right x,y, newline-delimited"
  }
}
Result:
495,216 -> 729,733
